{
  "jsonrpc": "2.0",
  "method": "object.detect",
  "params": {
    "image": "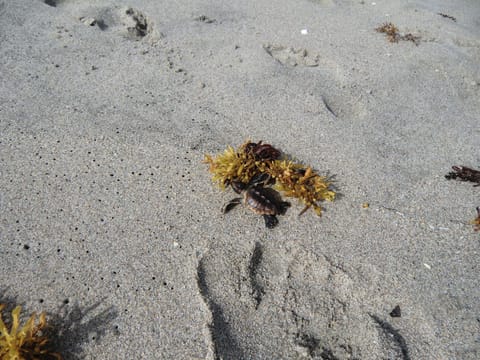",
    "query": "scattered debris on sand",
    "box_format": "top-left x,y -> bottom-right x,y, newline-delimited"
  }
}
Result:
375,22 -> 421,45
